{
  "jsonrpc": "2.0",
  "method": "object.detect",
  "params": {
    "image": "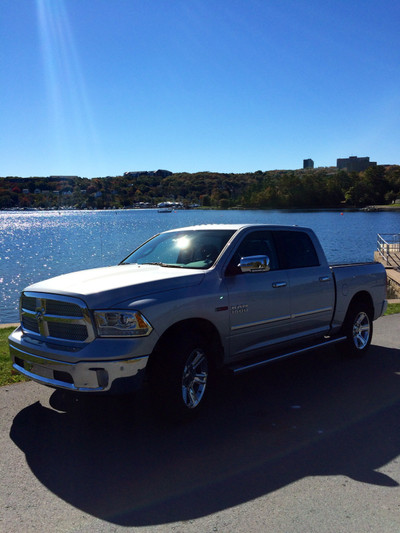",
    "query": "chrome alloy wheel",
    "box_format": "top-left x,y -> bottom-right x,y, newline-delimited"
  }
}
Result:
352,311 -> 371,350
181,348 -> 208,409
